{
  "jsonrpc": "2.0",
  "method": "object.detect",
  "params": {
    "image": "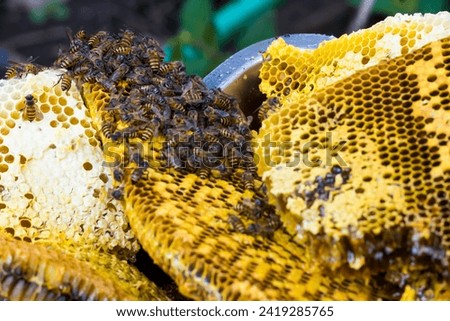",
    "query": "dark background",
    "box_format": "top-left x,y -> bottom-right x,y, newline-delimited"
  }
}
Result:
0,0 -> 385,69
